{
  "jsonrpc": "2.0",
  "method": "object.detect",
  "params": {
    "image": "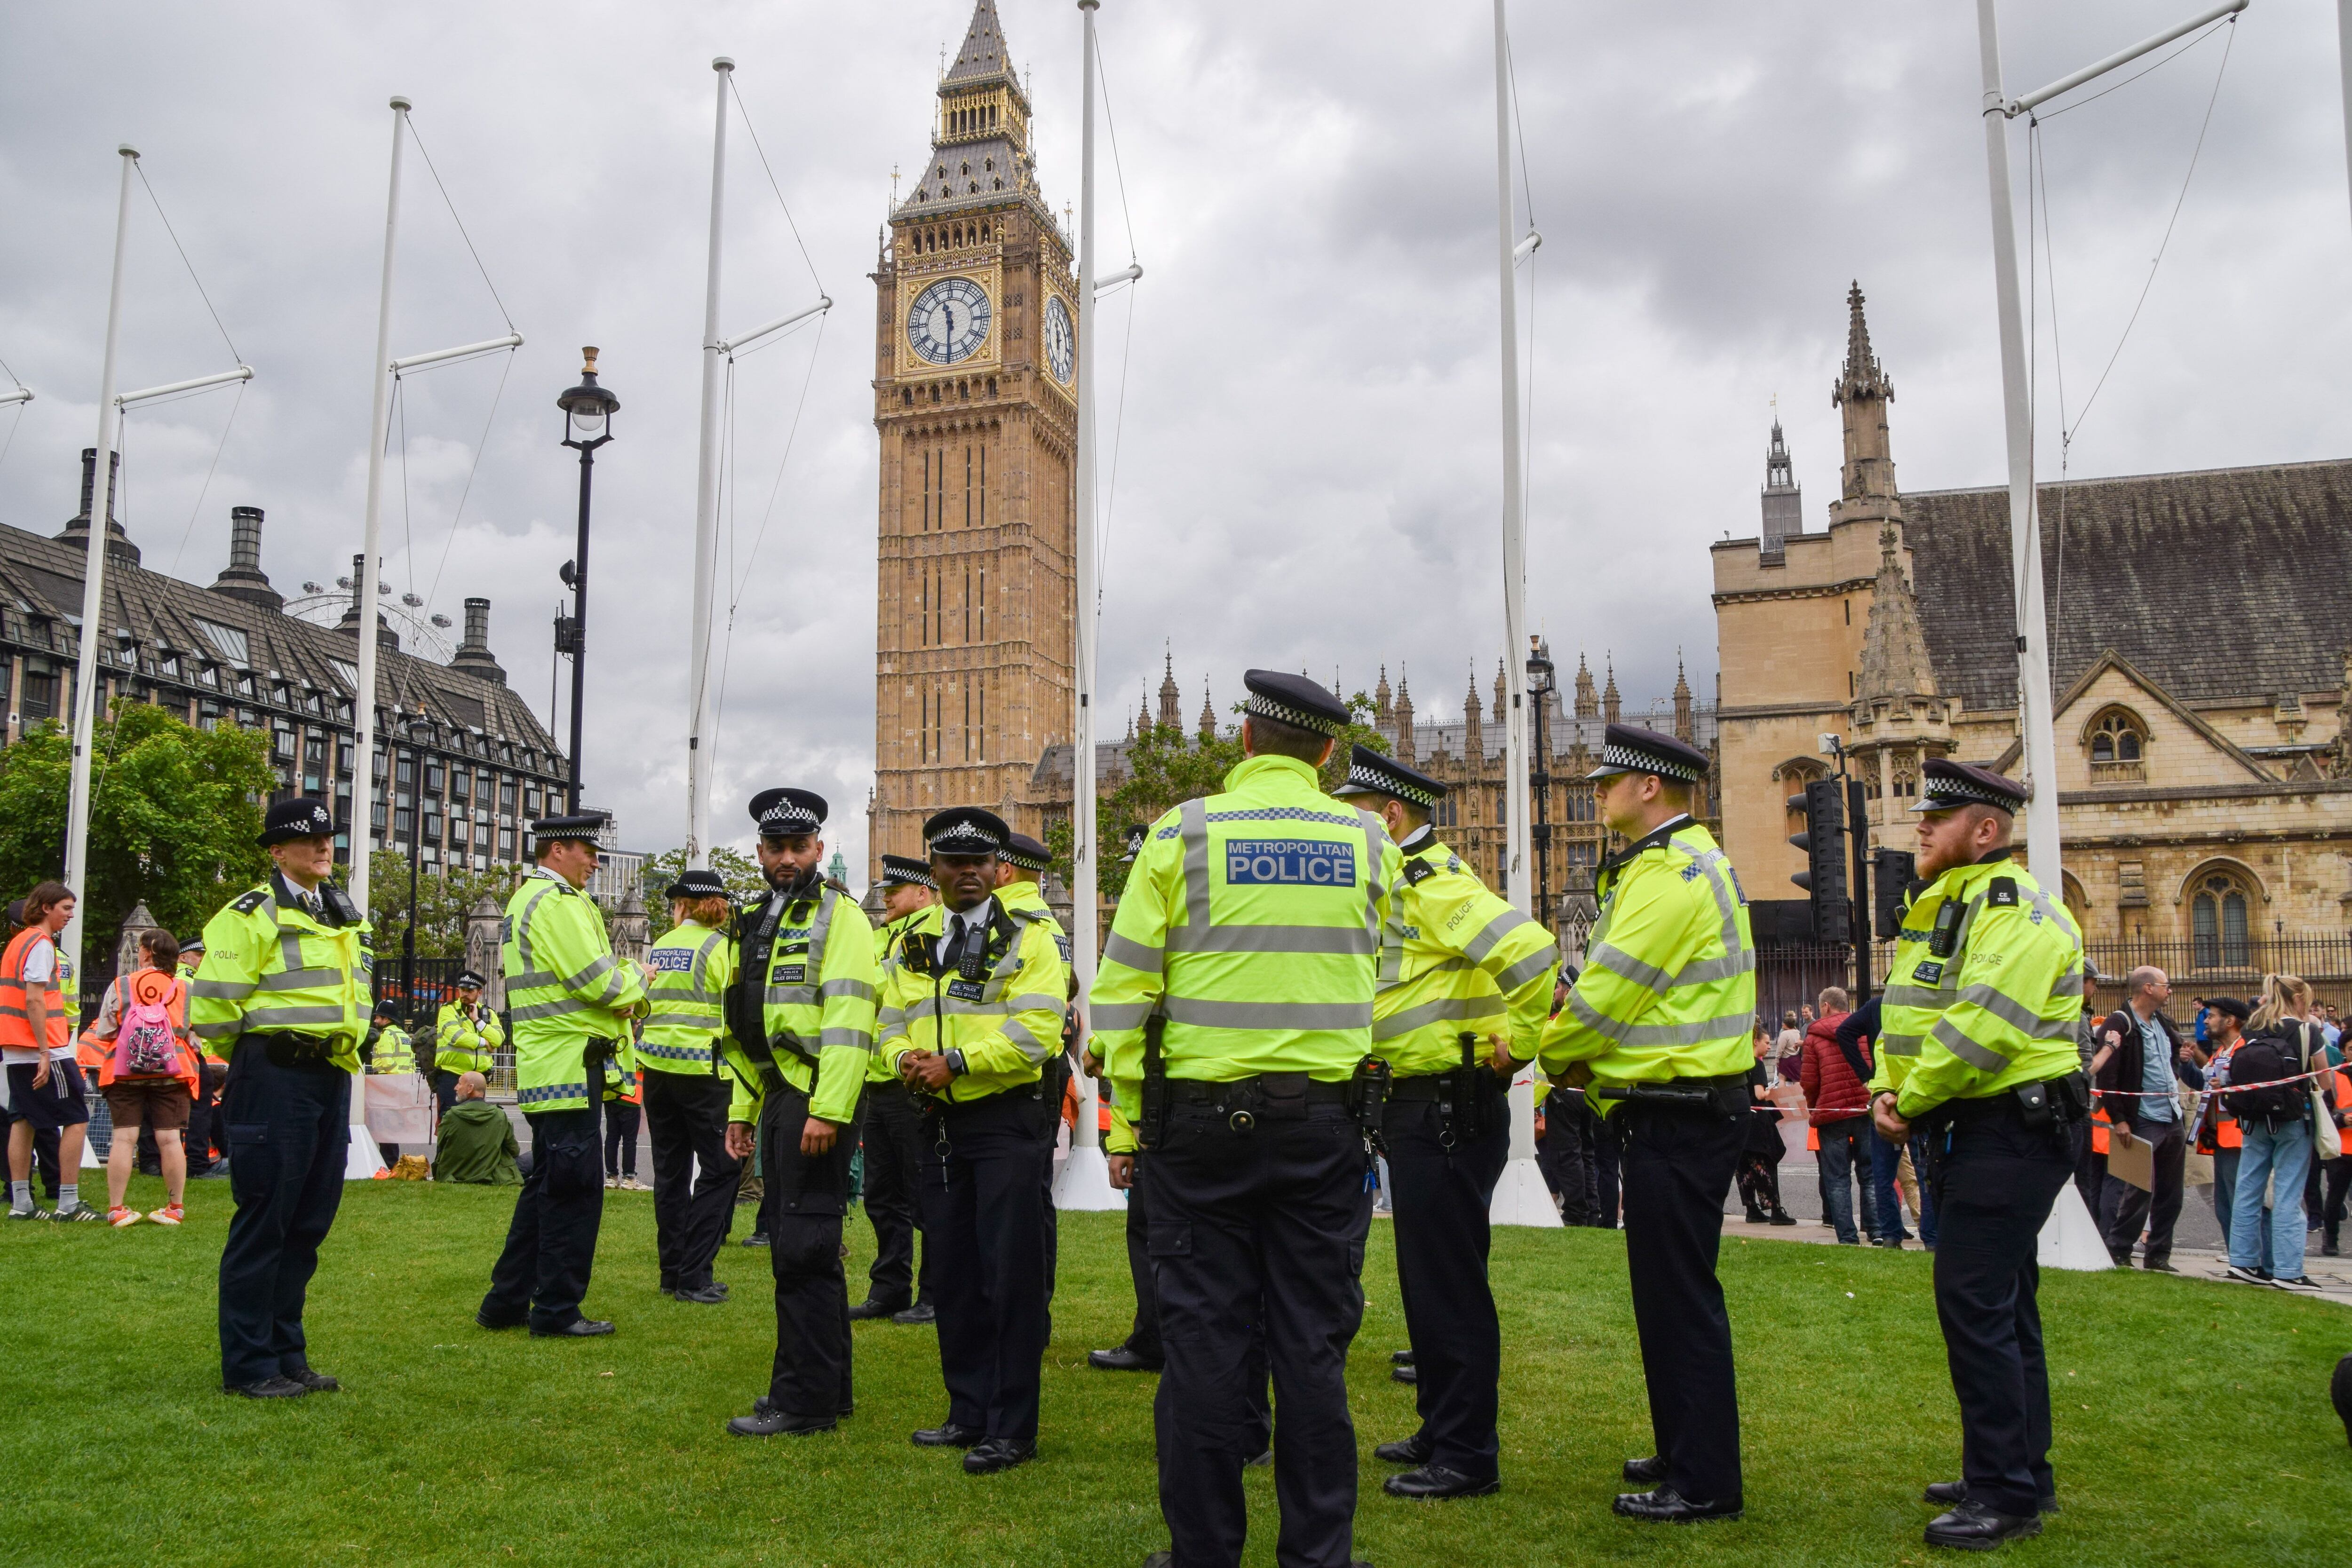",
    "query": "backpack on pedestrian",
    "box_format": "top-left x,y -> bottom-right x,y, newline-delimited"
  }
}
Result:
115,984 -> 179,1076
2223,1030 -> 2301,1128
